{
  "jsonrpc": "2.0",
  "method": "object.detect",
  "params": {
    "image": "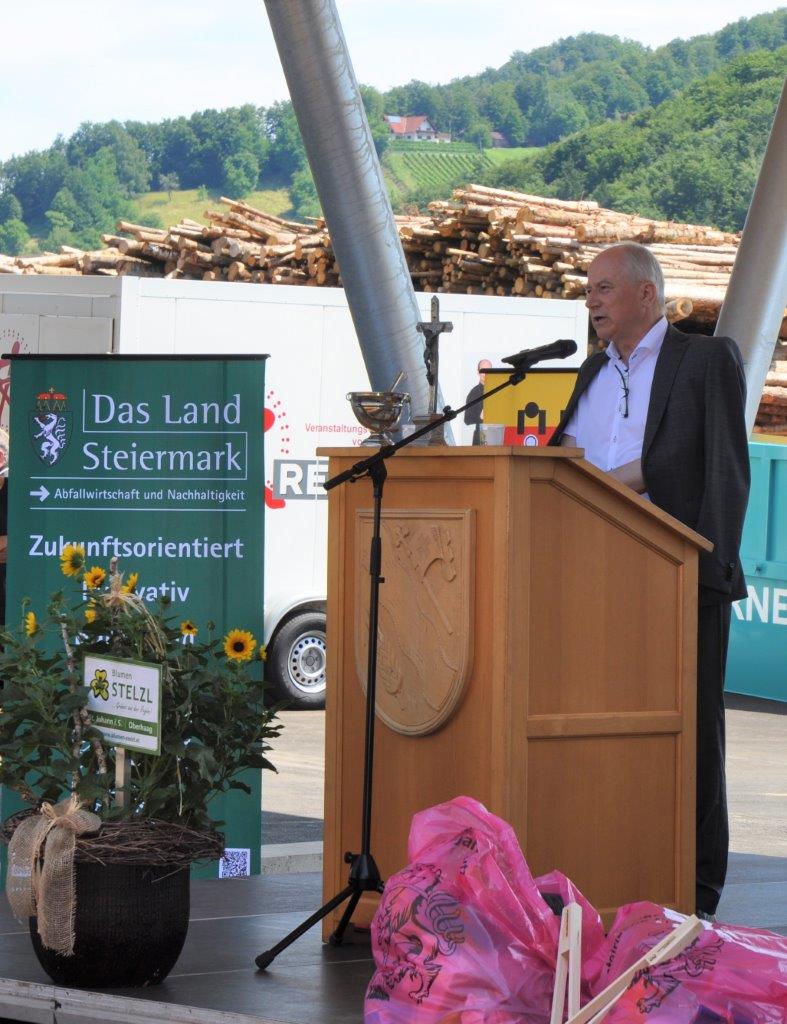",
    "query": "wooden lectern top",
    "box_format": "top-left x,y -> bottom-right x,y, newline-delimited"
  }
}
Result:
318,445 -> 713,553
